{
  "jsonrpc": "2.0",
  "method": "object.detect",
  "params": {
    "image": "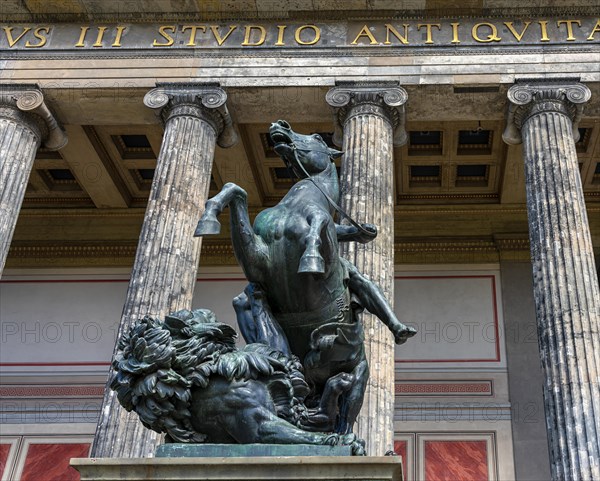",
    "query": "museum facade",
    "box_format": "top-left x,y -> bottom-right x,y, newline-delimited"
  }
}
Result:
0,2 -> 599,480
